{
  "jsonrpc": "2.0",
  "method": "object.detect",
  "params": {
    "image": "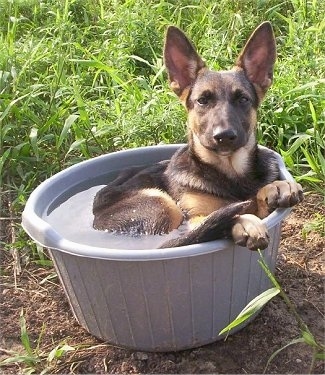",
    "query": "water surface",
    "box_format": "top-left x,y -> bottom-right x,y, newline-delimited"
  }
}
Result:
45,183 -> 187,250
